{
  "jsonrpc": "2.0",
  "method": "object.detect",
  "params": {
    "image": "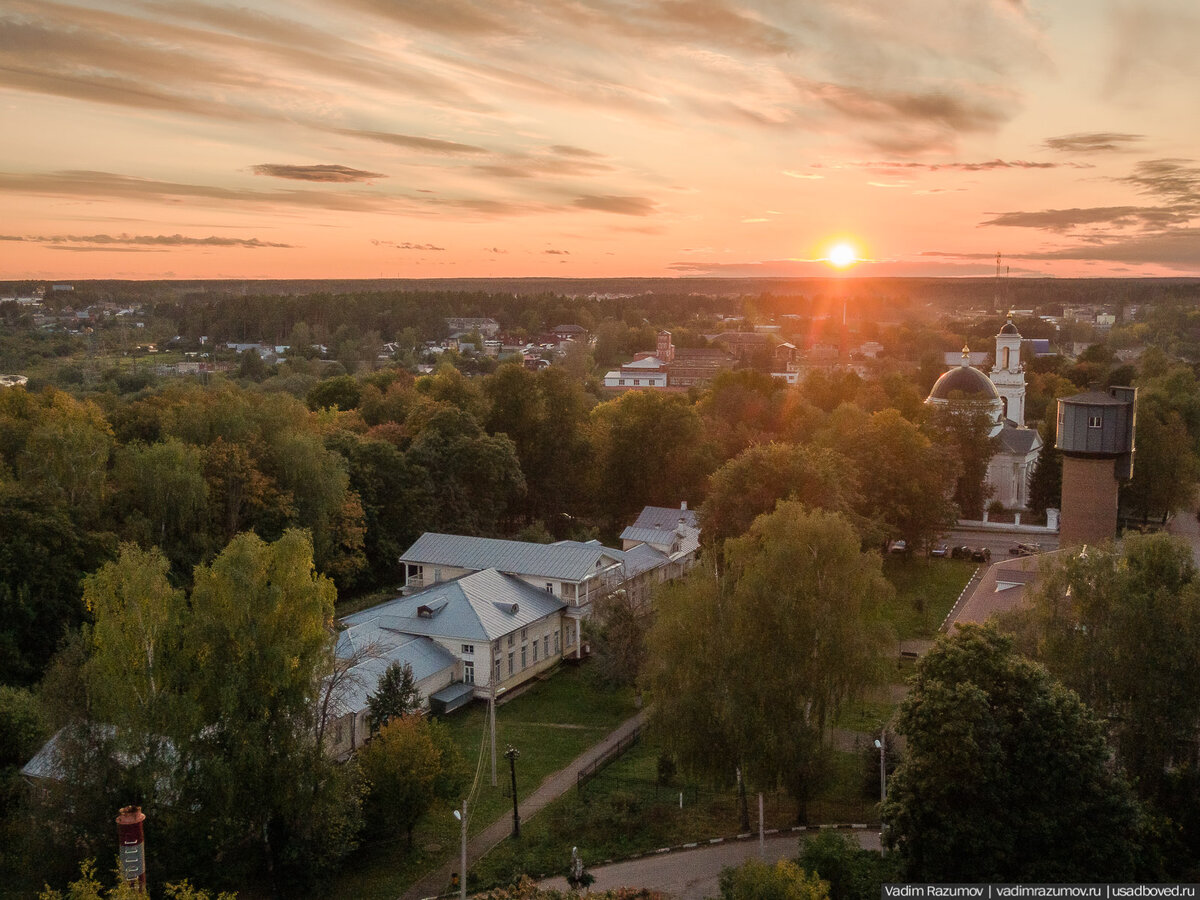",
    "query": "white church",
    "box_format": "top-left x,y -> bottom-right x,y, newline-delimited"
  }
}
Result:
925,315 -> 1043,510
